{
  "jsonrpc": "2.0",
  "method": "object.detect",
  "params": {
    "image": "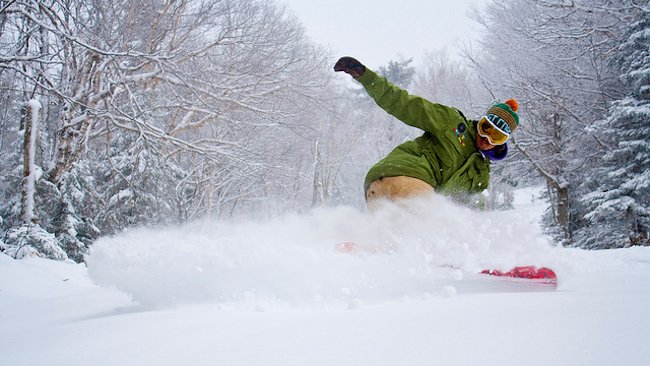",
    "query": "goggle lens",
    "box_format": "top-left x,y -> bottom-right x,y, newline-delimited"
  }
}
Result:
478,117 -> 510,145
